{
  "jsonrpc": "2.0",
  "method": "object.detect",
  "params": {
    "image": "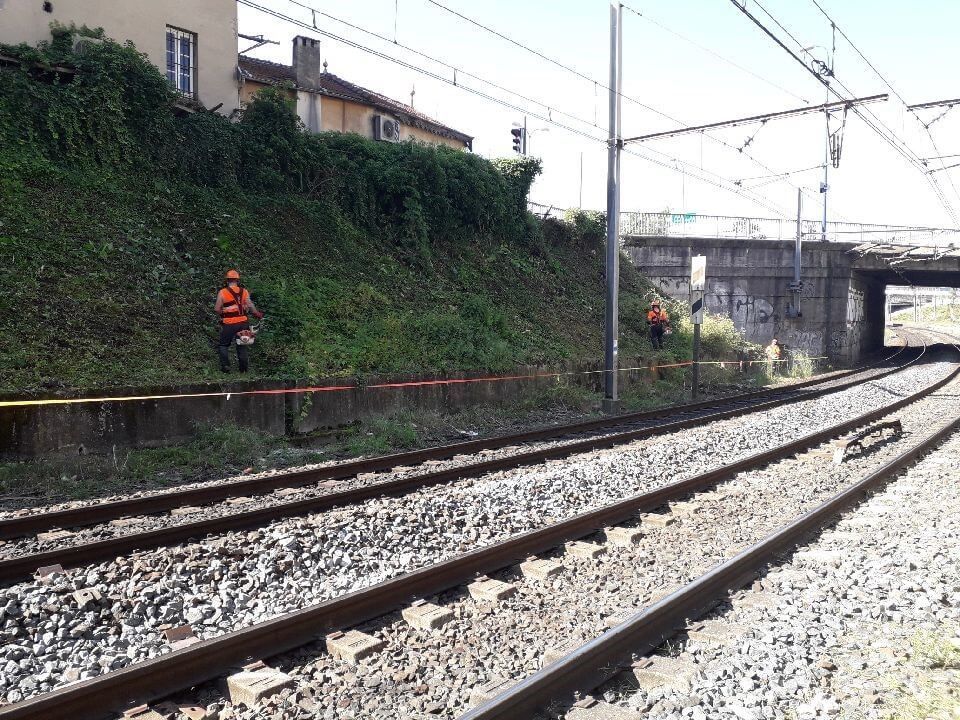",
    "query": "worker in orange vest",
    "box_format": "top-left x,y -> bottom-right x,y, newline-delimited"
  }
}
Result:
647,300 -> 670,349
214,269 -> 263,373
